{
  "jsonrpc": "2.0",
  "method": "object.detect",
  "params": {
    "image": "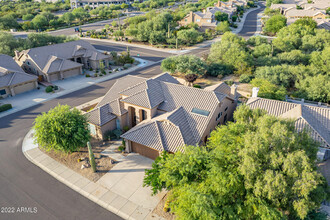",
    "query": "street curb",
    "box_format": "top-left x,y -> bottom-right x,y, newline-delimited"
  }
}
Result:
22,129 -> 161,220
0,57 -> 153,119
232,4 -> 262,34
